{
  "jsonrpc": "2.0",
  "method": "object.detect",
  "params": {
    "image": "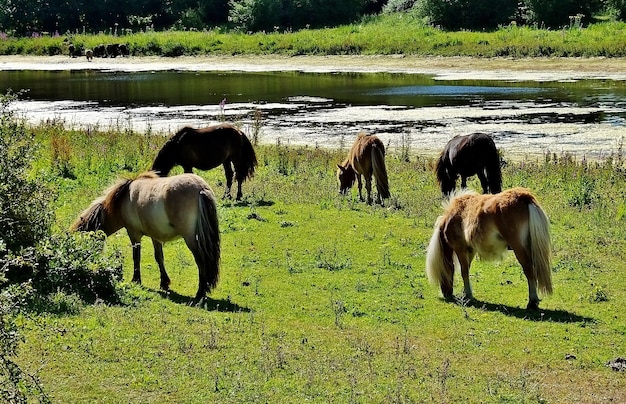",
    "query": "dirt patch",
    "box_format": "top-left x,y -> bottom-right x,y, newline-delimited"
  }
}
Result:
3,55 -> 626,81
